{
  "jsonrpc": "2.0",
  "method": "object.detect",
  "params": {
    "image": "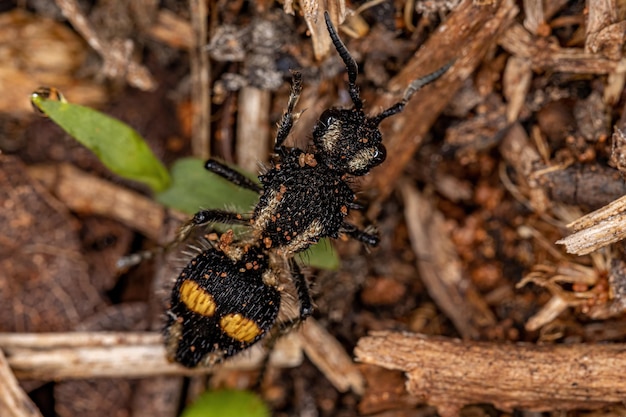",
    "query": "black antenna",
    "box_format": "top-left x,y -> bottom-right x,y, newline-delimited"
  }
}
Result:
324,11 -> 363,110
370,61 -> 454,125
